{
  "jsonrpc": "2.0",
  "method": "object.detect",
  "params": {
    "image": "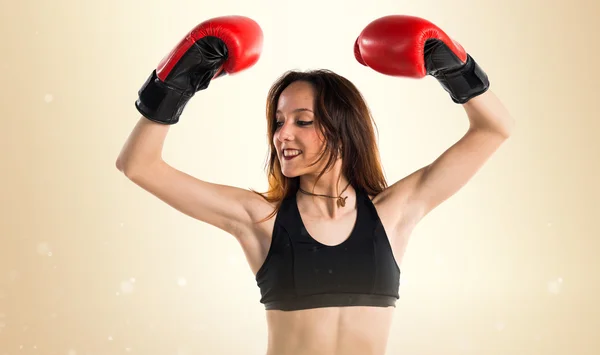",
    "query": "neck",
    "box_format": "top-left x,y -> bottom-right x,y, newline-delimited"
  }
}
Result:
297,172 -> 354,219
